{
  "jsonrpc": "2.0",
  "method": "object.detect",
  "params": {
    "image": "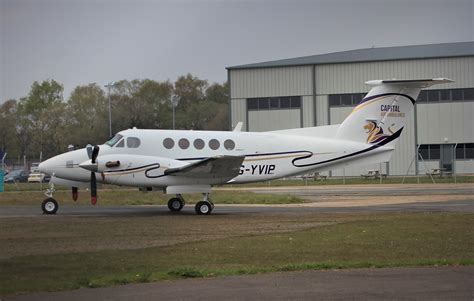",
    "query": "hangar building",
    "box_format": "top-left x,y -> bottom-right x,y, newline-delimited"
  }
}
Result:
227,42 -> 474,176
